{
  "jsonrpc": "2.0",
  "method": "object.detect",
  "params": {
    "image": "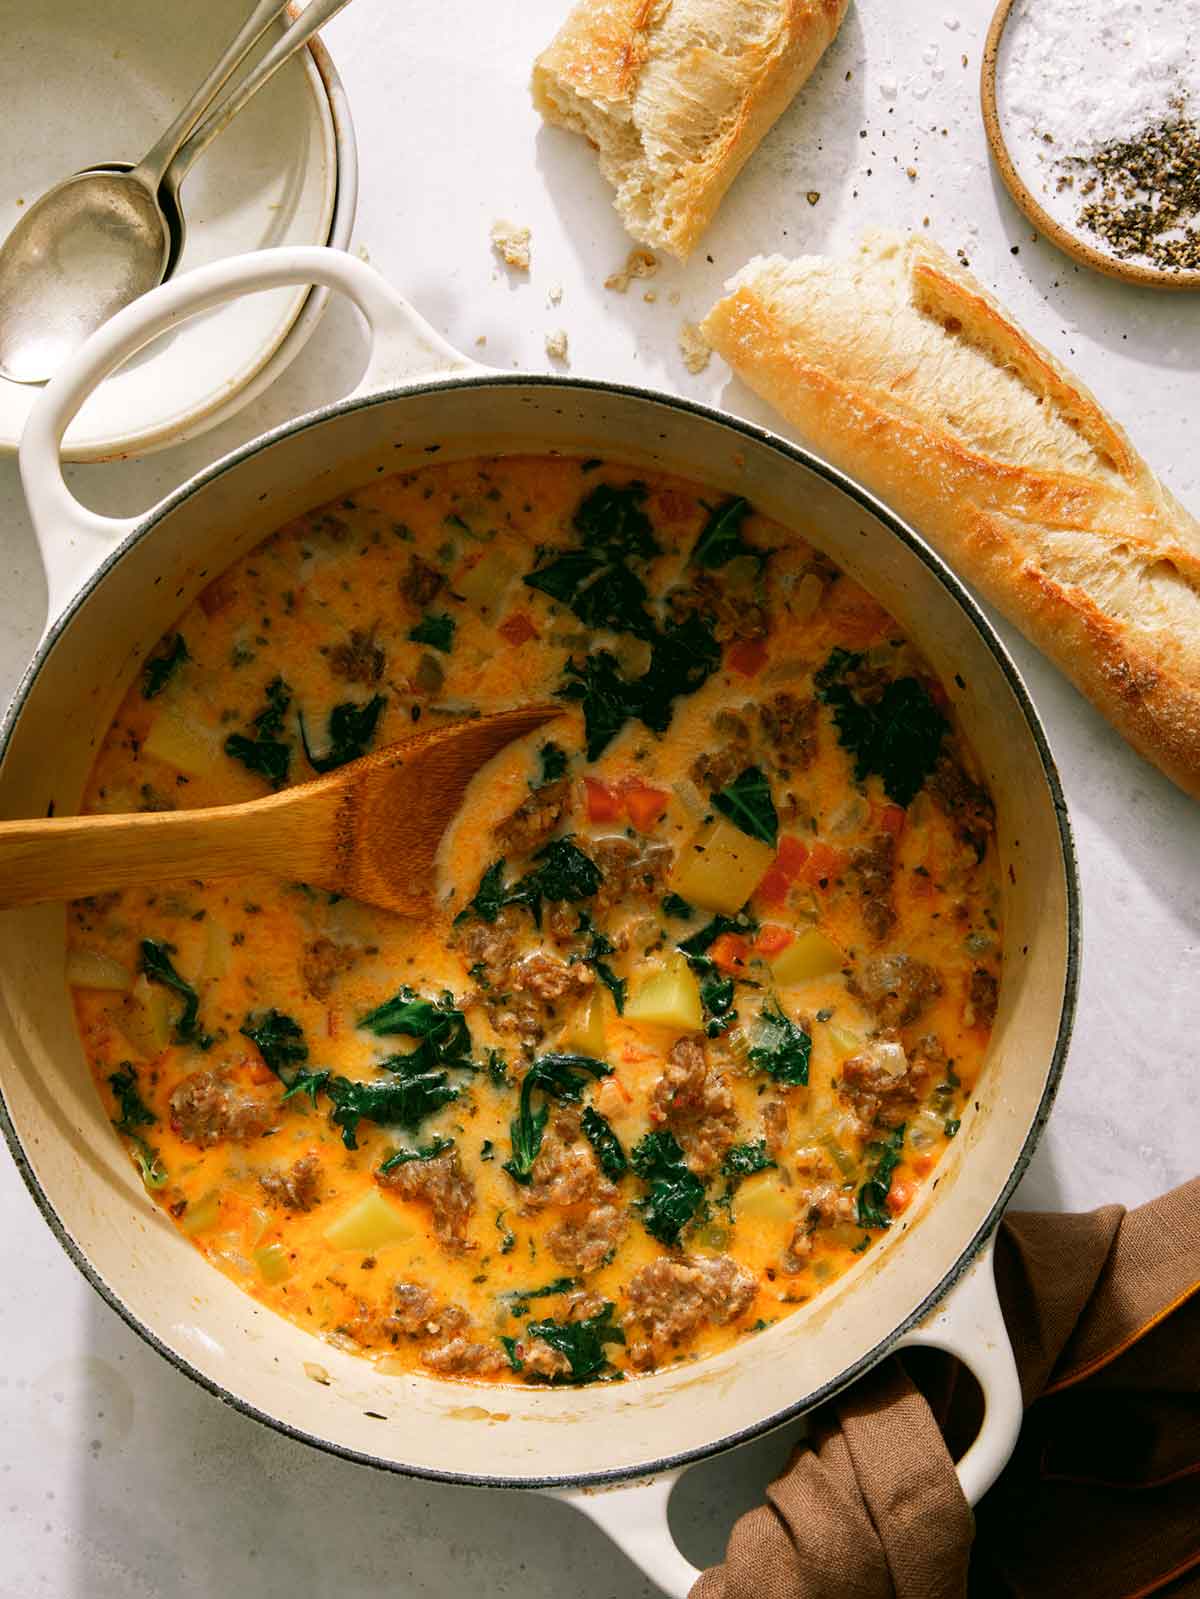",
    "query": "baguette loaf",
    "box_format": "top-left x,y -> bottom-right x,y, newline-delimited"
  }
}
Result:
701,233 -> 1200,800
532,0 -> 848,260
